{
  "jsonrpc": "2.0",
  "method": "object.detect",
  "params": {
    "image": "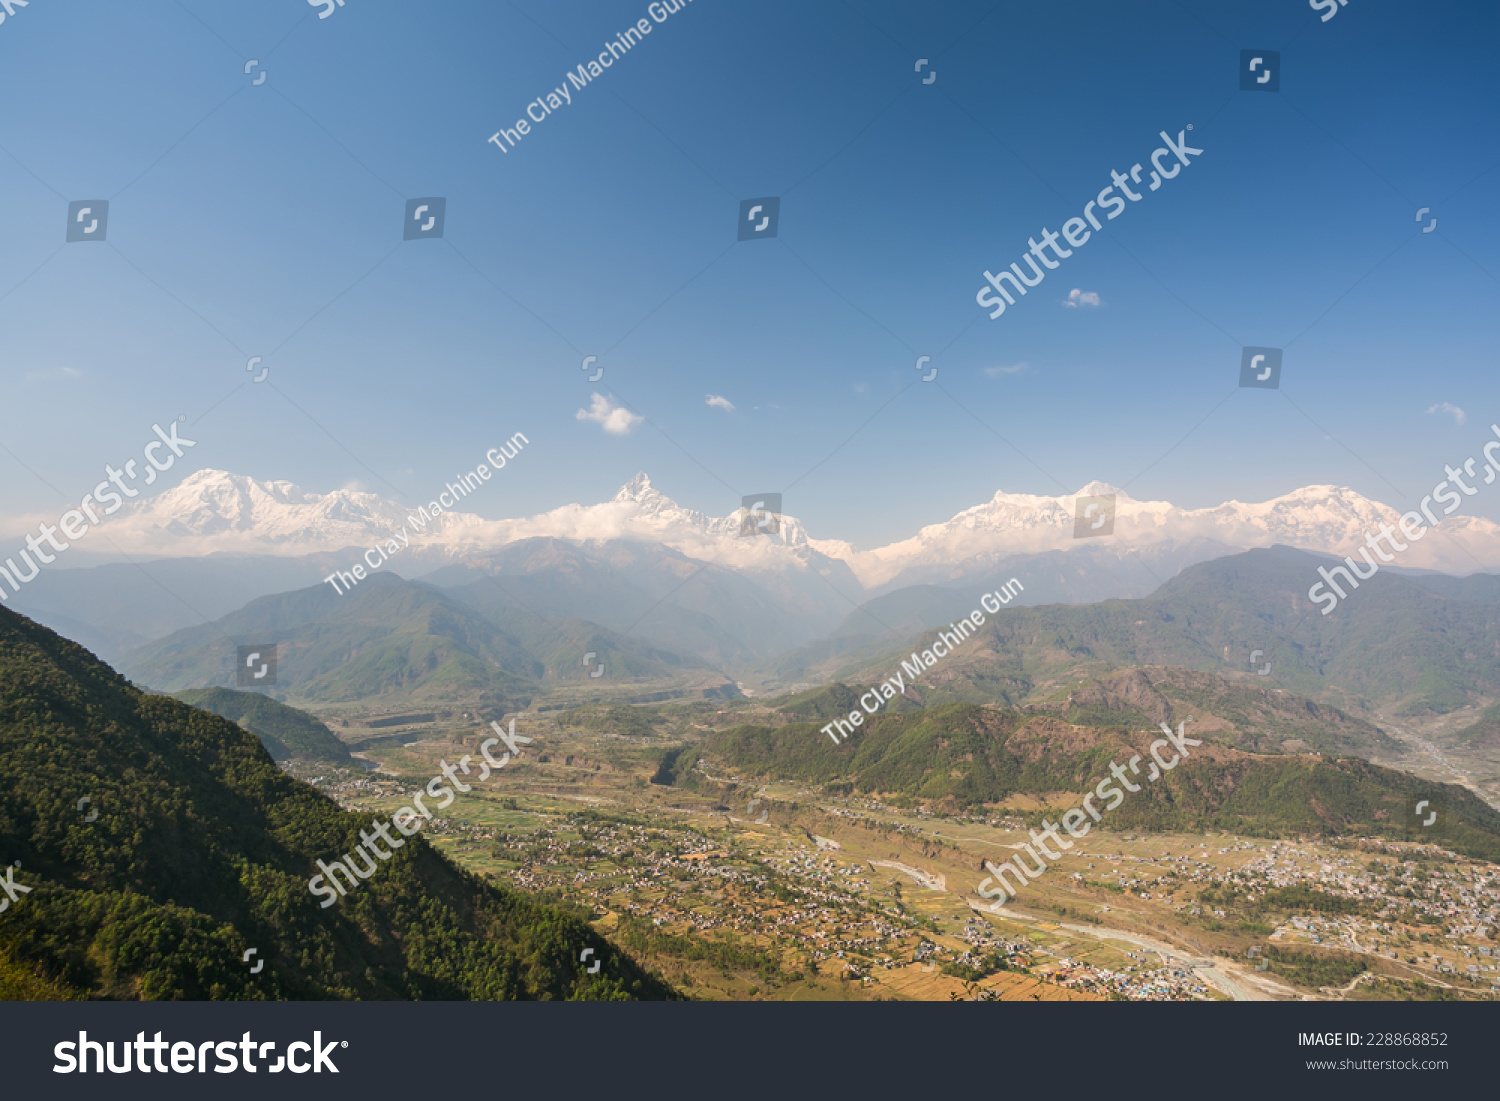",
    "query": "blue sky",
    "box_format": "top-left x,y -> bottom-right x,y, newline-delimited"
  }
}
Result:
1,0 -> 1497,550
